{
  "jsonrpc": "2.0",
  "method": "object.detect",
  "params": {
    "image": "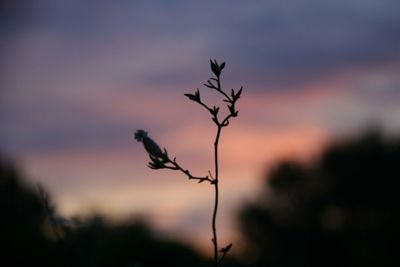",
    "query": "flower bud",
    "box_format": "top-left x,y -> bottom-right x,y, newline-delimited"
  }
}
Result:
135,129 -> 165,159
